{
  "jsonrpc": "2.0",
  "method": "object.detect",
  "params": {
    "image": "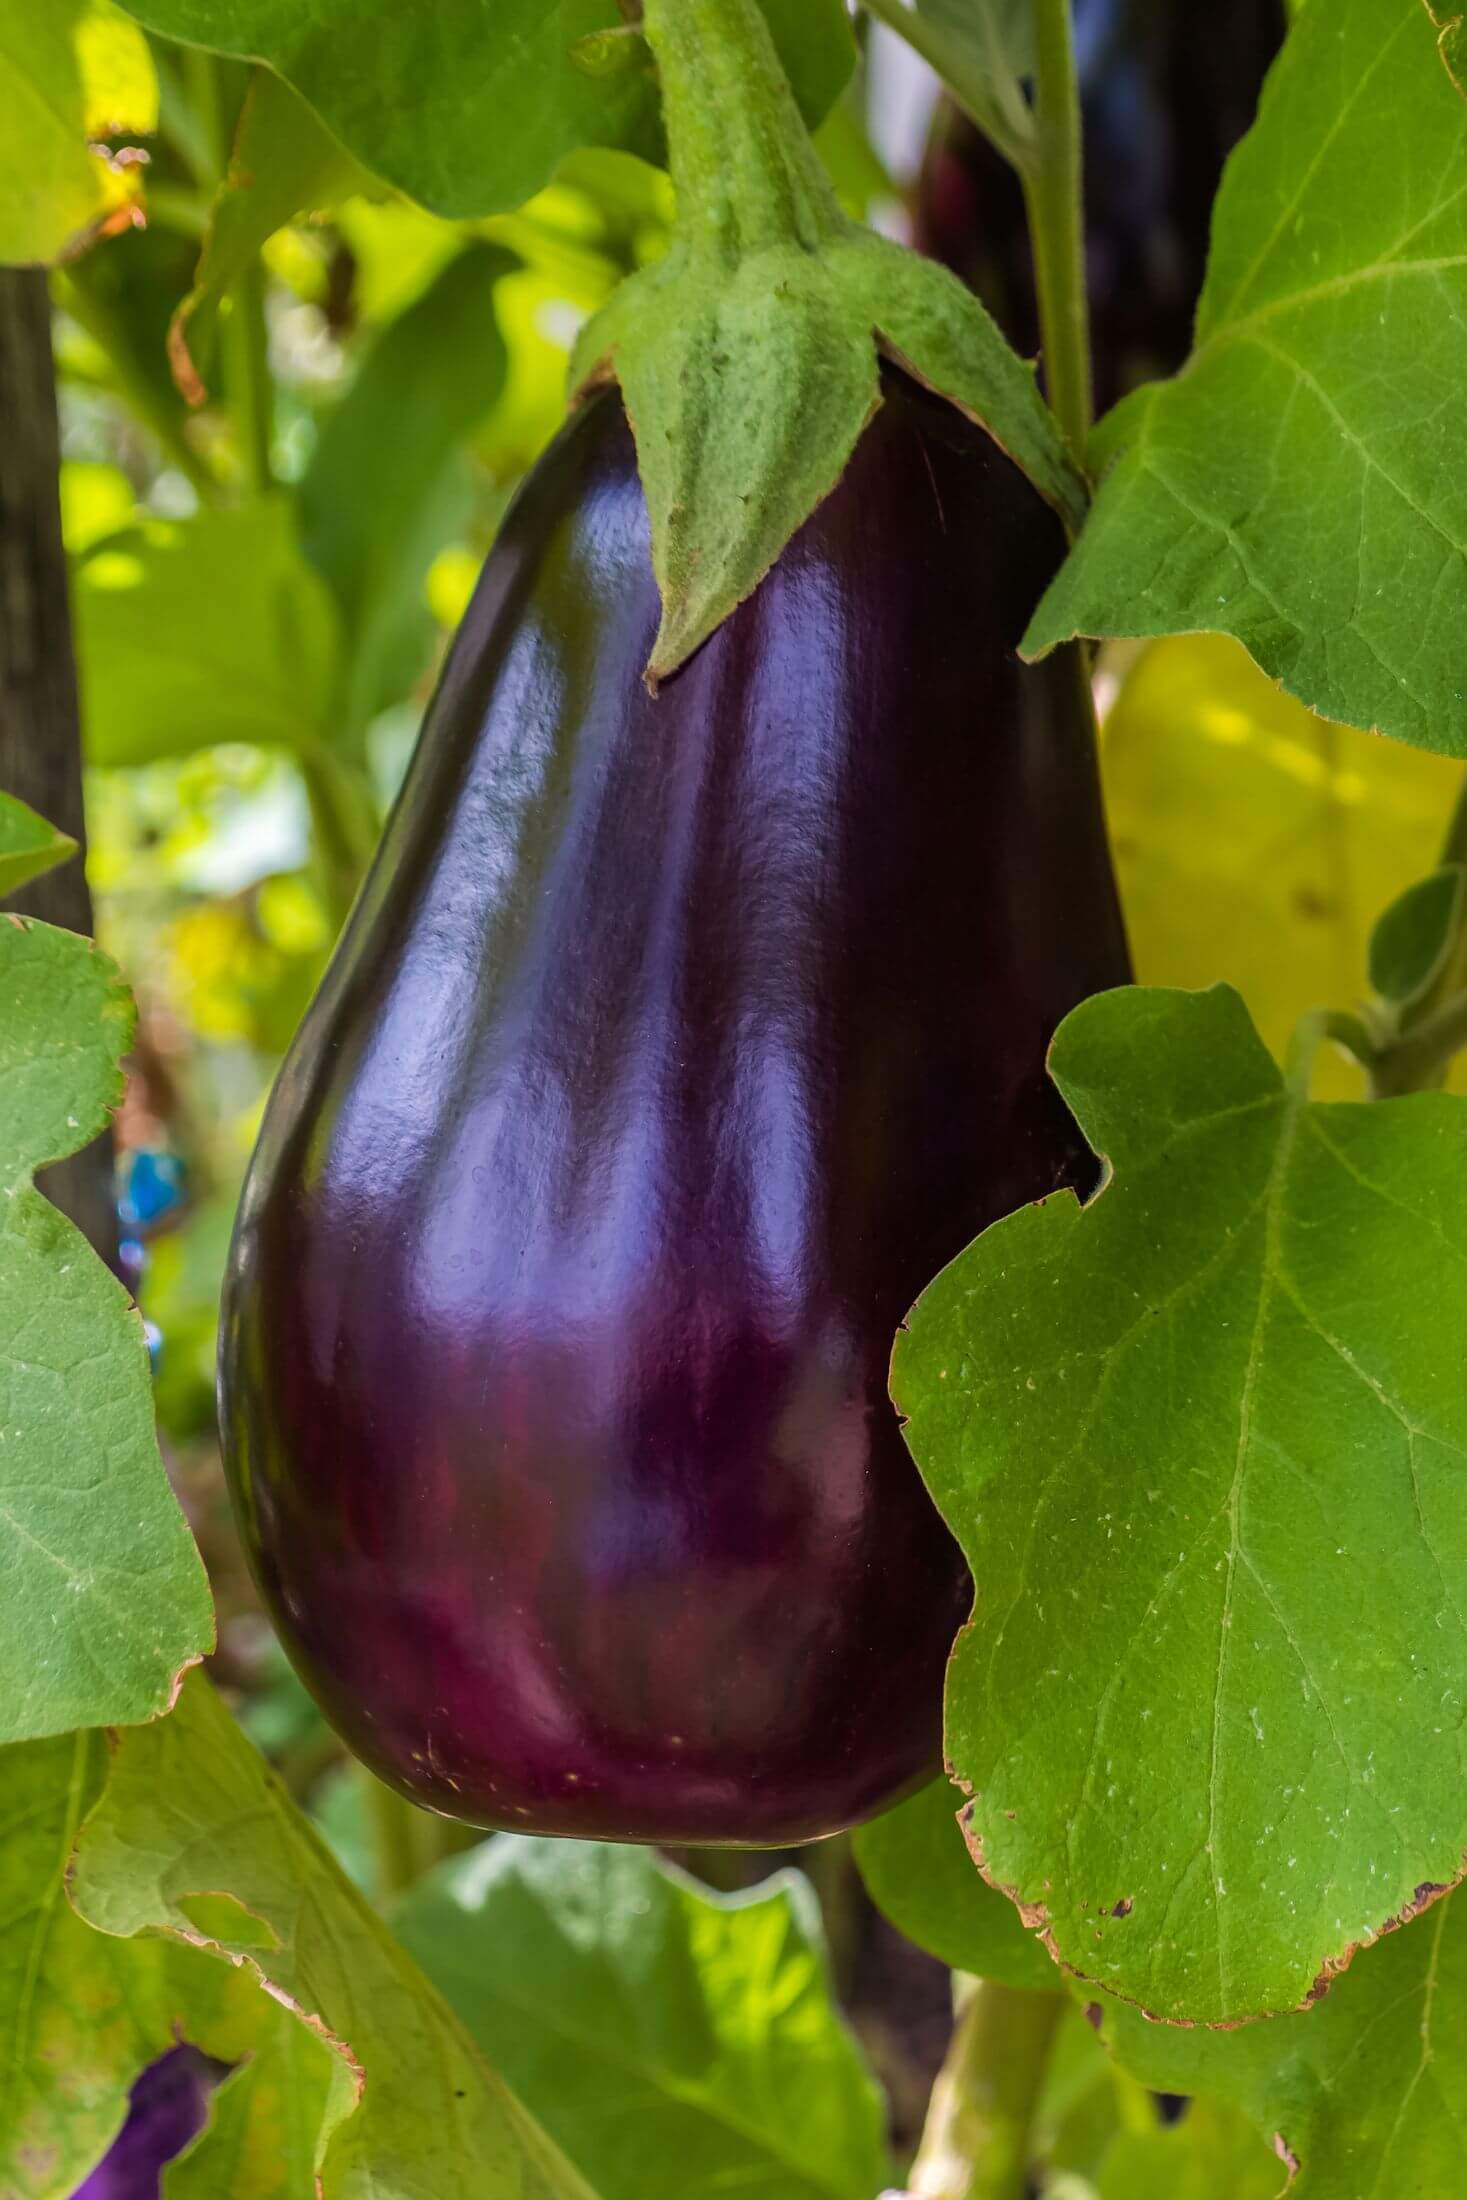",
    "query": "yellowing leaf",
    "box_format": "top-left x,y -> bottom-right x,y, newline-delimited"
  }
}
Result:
1101,636 -> 1464,1094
